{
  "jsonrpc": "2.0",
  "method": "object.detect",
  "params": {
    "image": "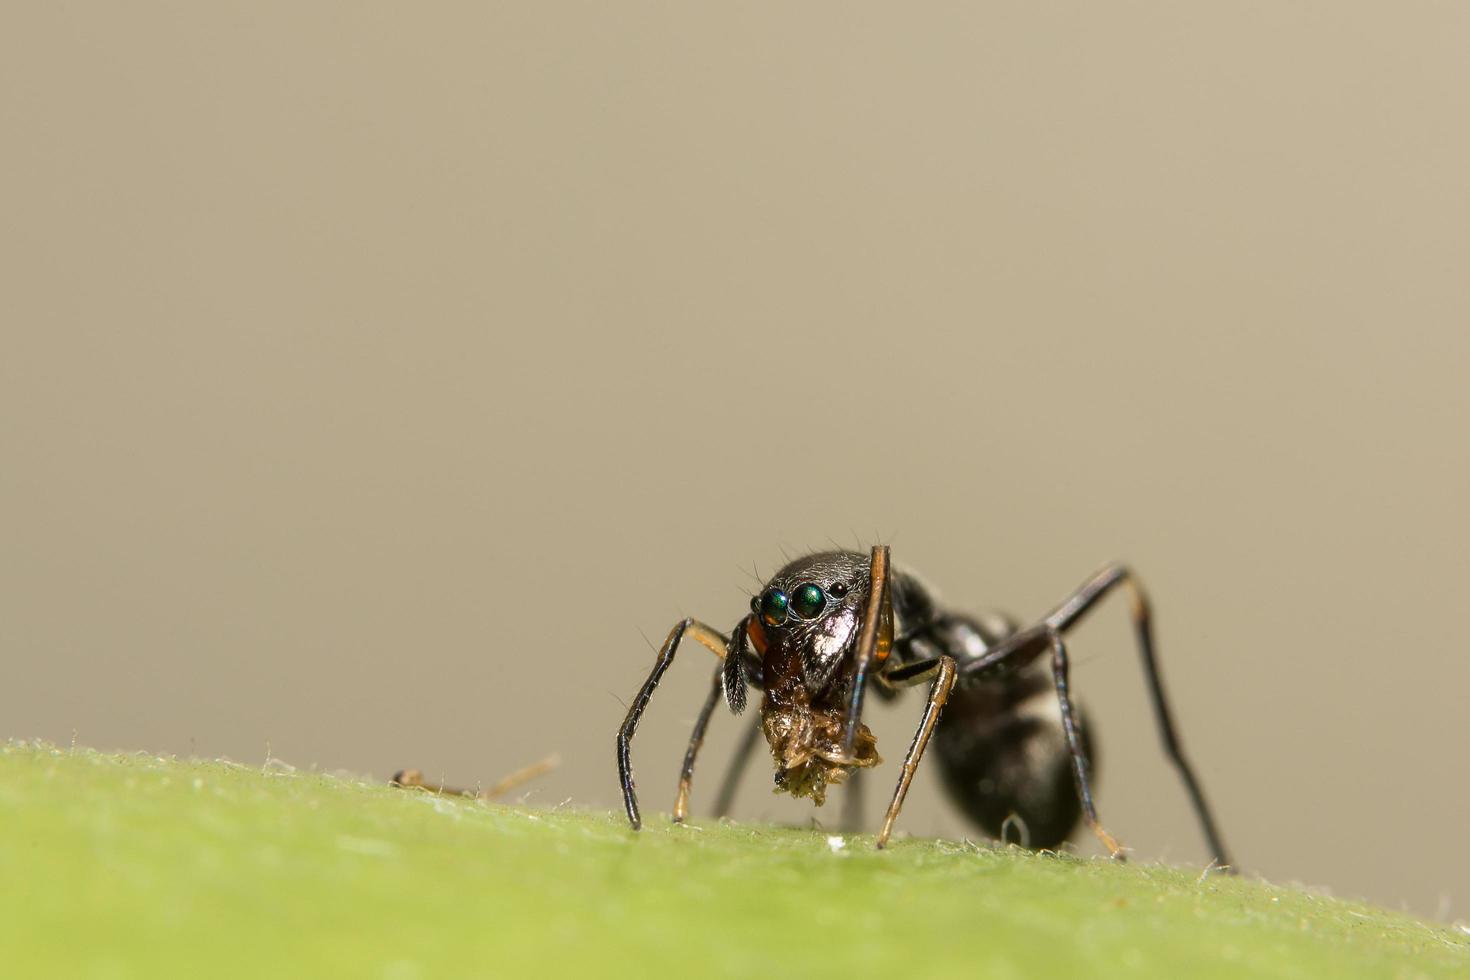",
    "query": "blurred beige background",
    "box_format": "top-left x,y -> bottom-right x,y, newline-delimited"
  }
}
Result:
3,3 -> 1467,919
